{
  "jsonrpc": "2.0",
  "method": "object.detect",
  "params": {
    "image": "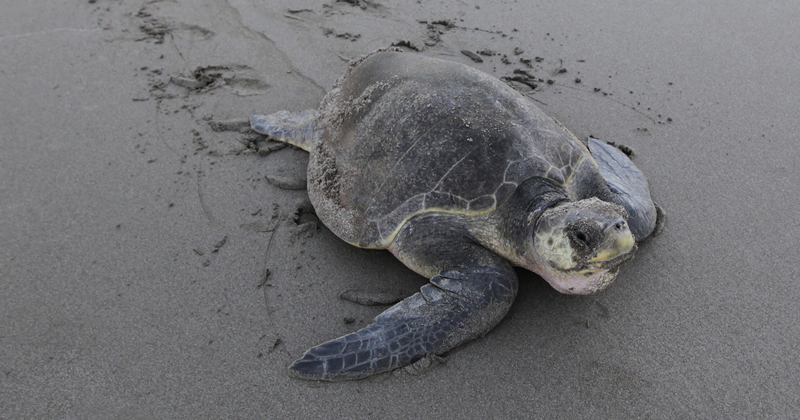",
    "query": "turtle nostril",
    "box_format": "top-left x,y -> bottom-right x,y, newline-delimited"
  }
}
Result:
614,220 -> 625,231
